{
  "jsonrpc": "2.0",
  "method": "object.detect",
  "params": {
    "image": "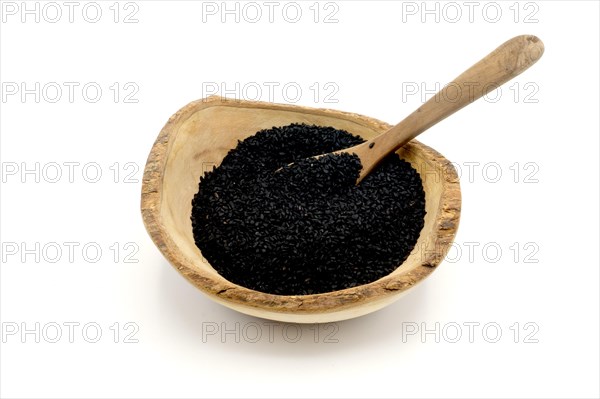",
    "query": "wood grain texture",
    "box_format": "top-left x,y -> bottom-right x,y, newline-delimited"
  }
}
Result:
141,96 -> 461,323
